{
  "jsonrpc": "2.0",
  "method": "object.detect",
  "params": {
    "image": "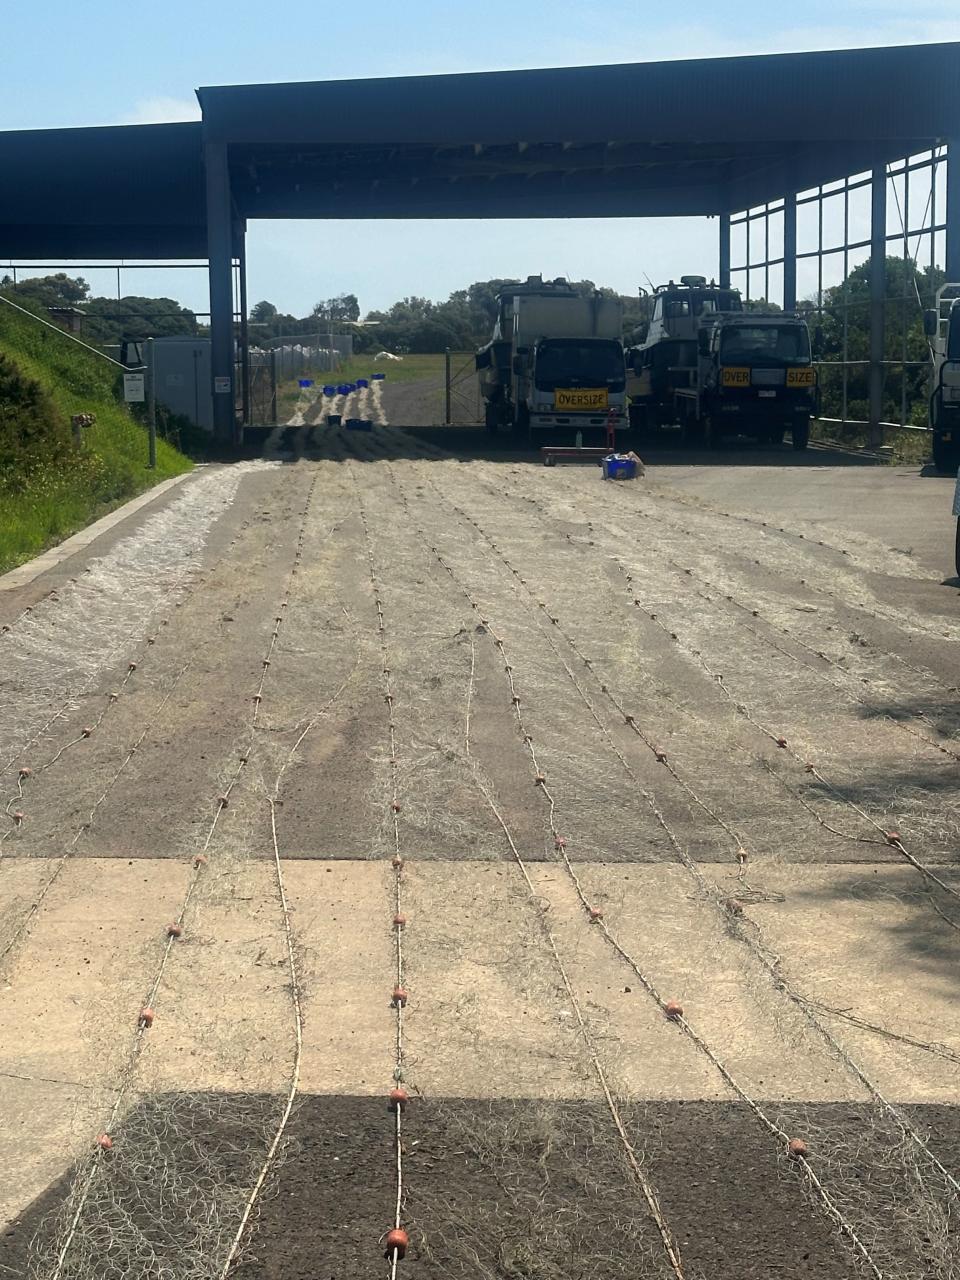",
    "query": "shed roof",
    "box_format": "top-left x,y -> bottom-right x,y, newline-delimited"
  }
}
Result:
0,44 -> 956,257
